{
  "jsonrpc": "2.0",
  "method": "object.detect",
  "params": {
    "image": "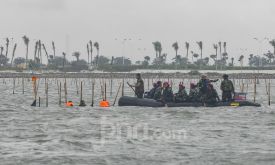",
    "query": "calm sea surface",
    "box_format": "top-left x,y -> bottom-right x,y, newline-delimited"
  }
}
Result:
0,78 -> 275,165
